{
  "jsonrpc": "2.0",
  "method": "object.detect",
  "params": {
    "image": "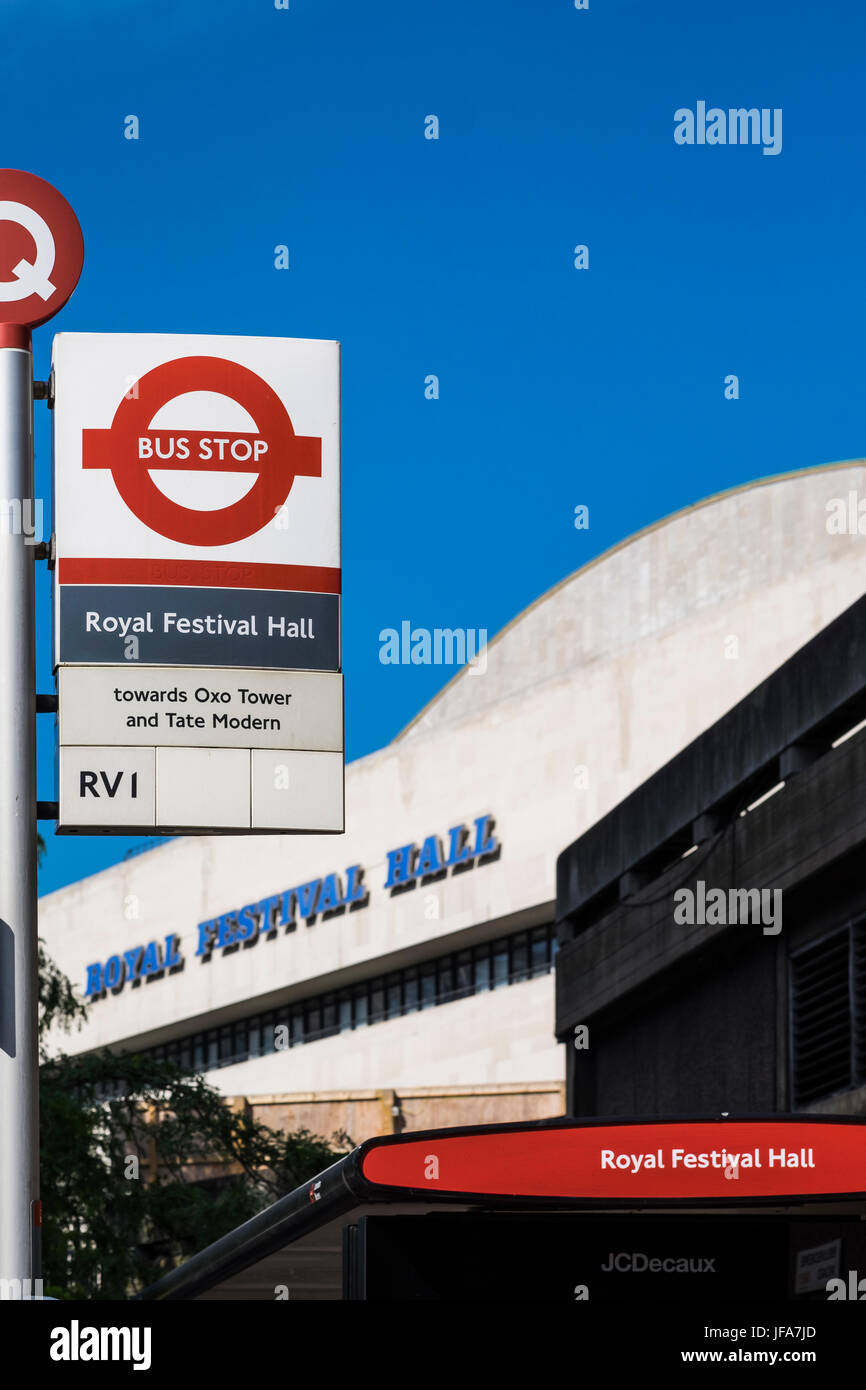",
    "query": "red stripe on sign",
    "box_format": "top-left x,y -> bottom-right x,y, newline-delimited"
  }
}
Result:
57,558 -> 342,595
361,1120 -> 866,1201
